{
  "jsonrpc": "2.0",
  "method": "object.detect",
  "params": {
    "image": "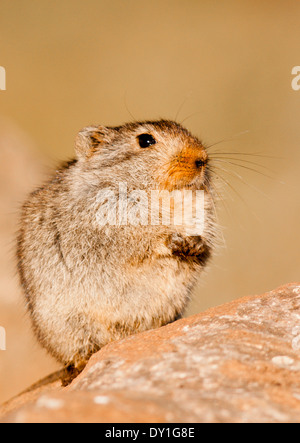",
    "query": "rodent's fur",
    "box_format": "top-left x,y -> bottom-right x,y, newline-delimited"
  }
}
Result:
17,120 -> 216,373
